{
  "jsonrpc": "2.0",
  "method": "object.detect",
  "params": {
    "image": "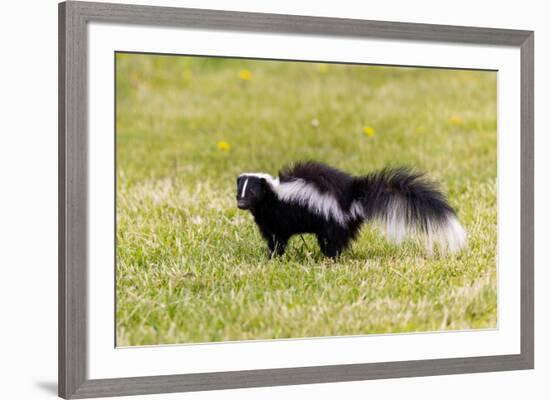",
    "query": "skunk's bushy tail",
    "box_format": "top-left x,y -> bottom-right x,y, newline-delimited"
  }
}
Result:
351,168 -> 467,254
